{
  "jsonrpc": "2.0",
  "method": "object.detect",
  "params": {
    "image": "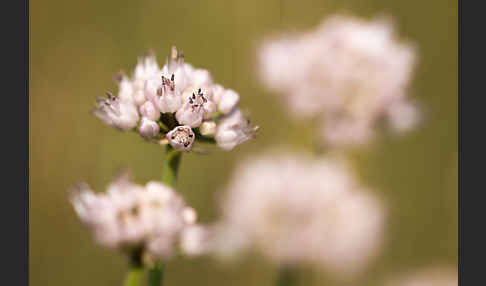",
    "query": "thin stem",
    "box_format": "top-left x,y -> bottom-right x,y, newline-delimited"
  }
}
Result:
148,262 -> 164,286
276,266 -> 299,286
124,248 -> 144,286
161,145 -> 182,188
124,267 -> 144,286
